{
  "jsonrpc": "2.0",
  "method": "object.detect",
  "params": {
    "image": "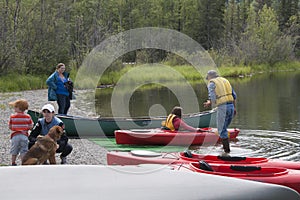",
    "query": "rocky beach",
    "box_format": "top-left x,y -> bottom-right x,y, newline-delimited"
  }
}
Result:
0,89 -> 107,166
